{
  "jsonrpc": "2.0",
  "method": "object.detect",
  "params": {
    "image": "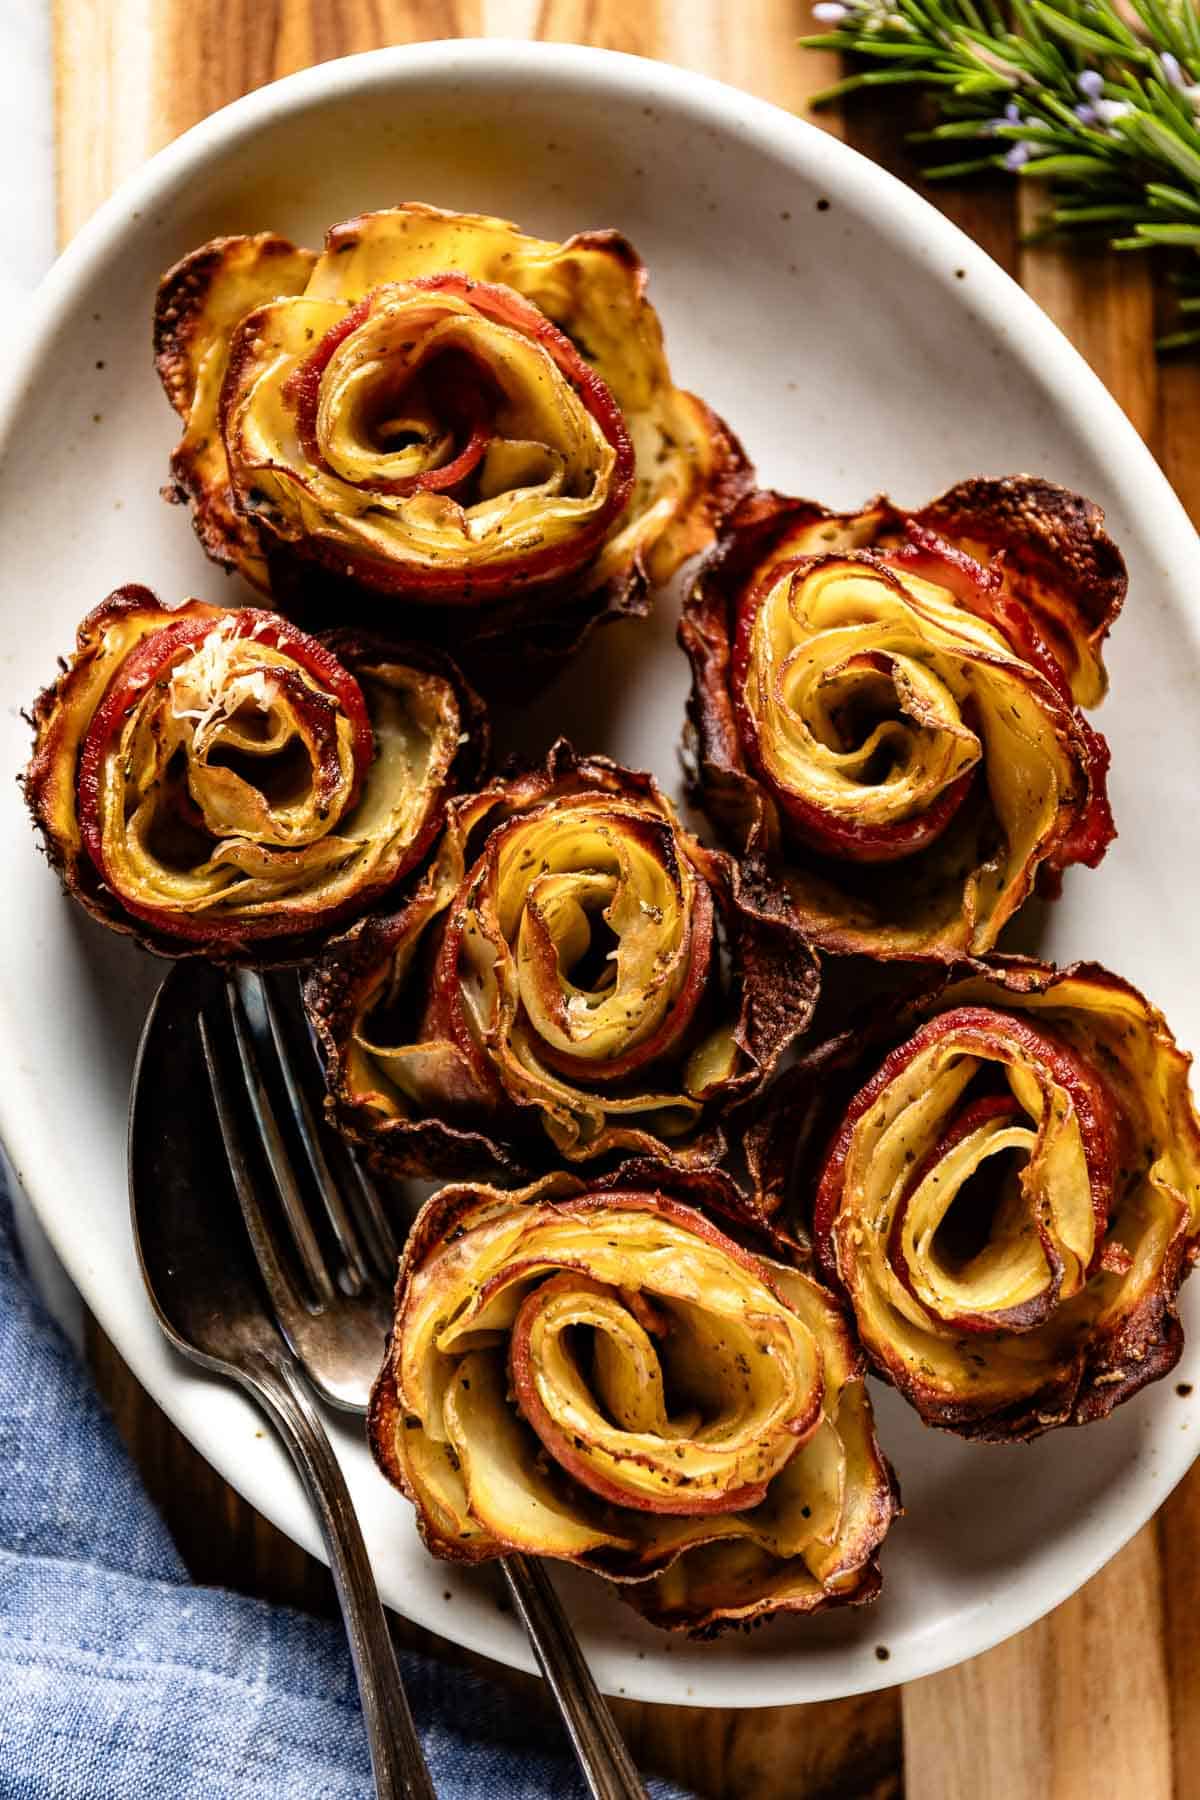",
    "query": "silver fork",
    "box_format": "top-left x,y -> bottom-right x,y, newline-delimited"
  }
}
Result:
130,960 -> 437,1799
150,958 -> 648,1800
